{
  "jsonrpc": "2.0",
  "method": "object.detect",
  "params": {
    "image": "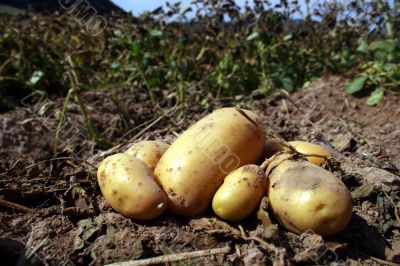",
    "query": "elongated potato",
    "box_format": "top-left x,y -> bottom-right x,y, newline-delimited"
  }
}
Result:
97,153 -> 167,220
155,108 -> 265,217
267,156 -> 353,236
125,141 -> 170,171
212,165 -> 267,221
289,141 -> 331,166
